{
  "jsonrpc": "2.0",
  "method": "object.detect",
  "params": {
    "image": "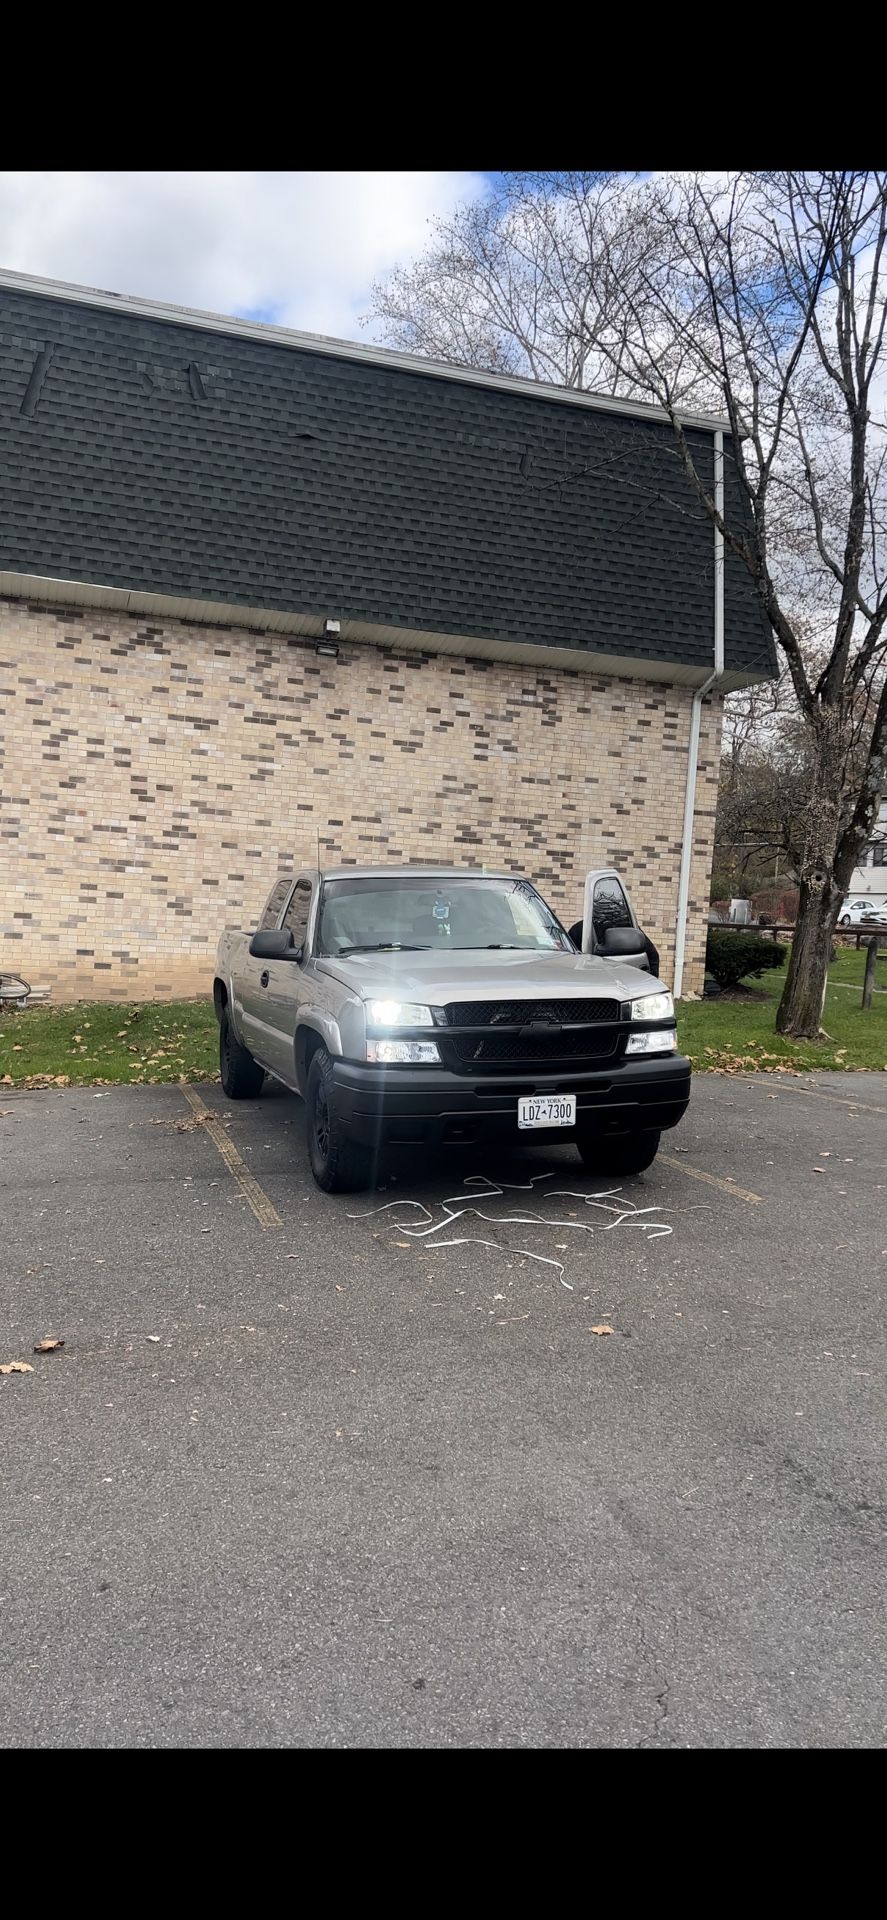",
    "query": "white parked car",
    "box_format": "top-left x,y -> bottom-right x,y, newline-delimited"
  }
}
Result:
839,899 -> 887,926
